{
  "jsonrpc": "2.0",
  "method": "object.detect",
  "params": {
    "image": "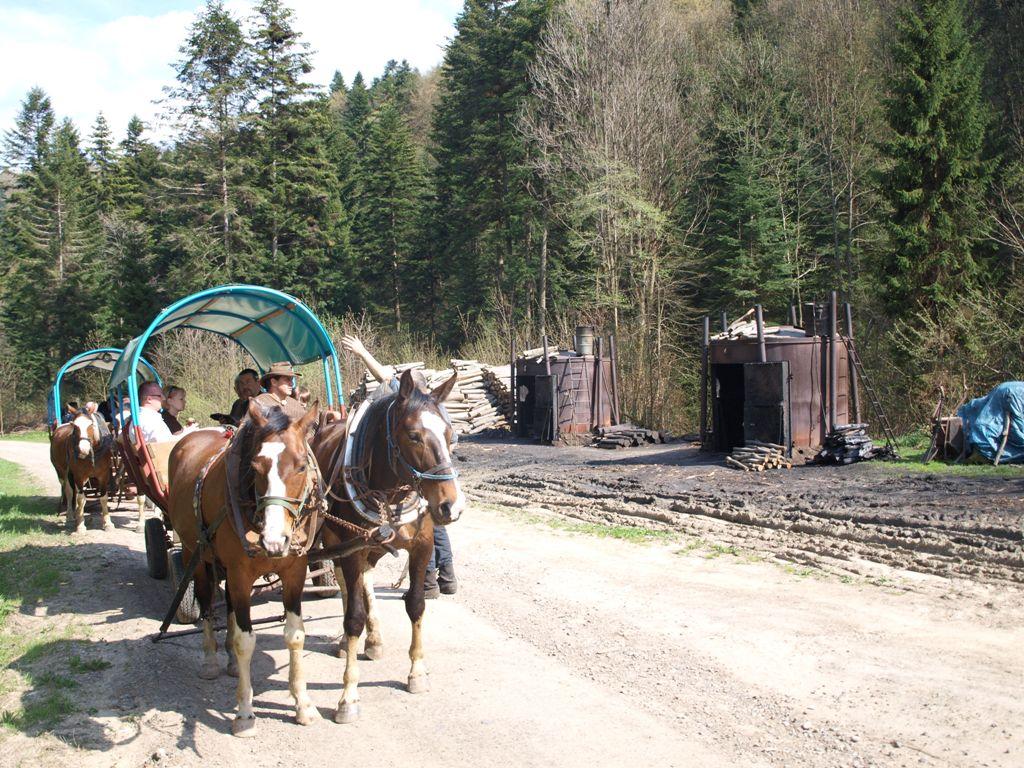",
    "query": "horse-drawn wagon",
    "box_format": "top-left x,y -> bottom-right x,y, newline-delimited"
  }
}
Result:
106,284 -> 346,625
48,347 -> 160,530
